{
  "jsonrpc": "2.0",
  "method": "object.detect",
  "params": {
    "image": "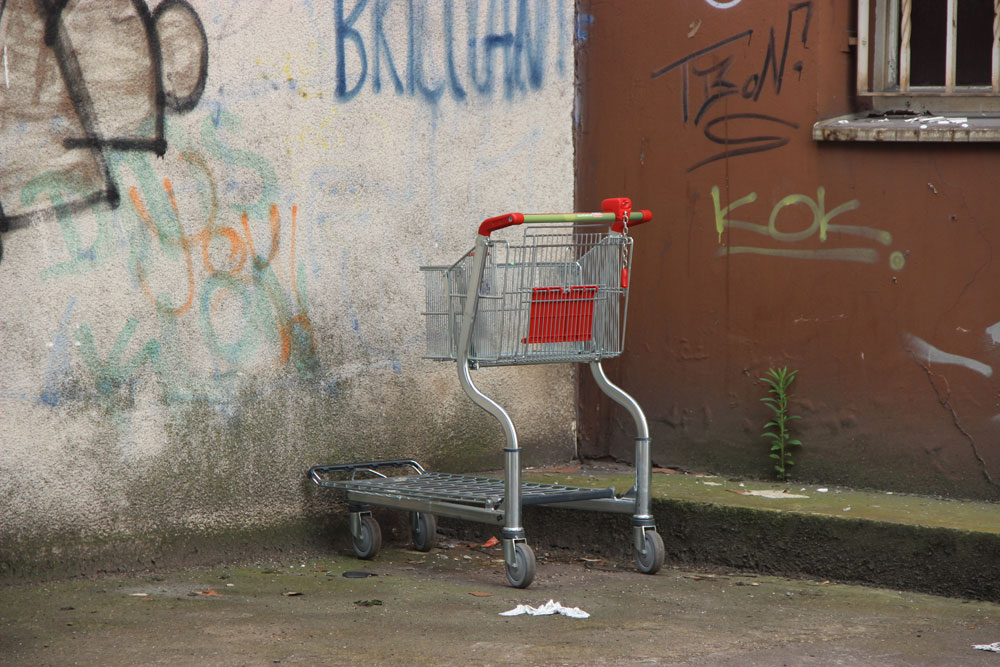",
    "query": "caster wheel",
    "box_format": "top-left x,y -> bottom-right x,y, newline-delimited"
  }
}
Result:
635,529 -> 664,575
352,515 -> 382,560
410,512 -> 438,552
505,542 -> 536,589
